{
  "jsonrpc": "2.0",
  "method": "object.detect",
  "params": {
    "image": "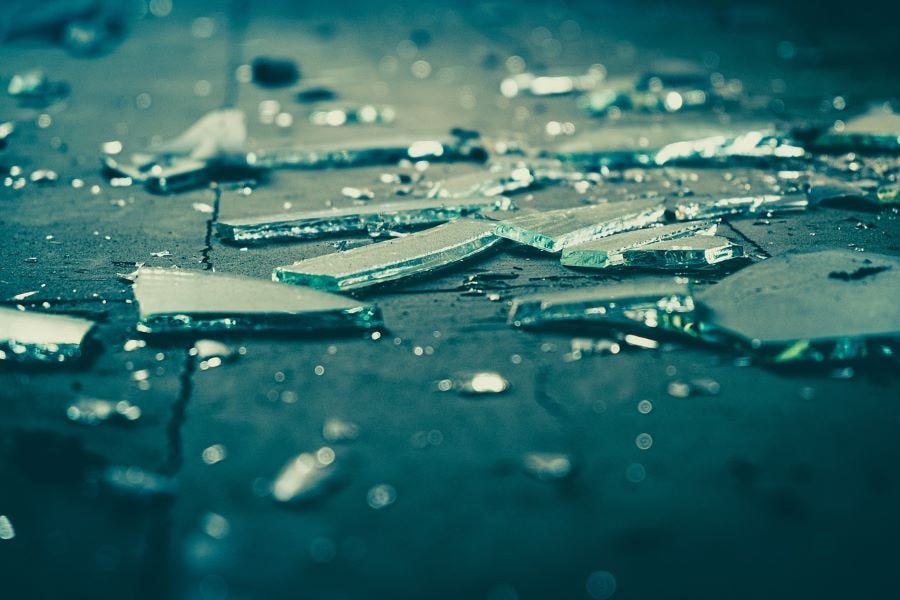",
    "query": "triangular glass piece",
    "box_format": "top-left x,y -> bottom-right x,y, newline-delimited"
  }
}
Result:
560,221 -> 717,268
